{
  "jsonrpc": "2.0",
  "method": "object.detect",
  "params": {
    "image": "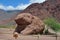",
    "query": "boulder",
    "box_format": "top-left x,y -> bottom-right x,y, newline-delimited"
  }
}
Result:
14,13 -> 45,35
